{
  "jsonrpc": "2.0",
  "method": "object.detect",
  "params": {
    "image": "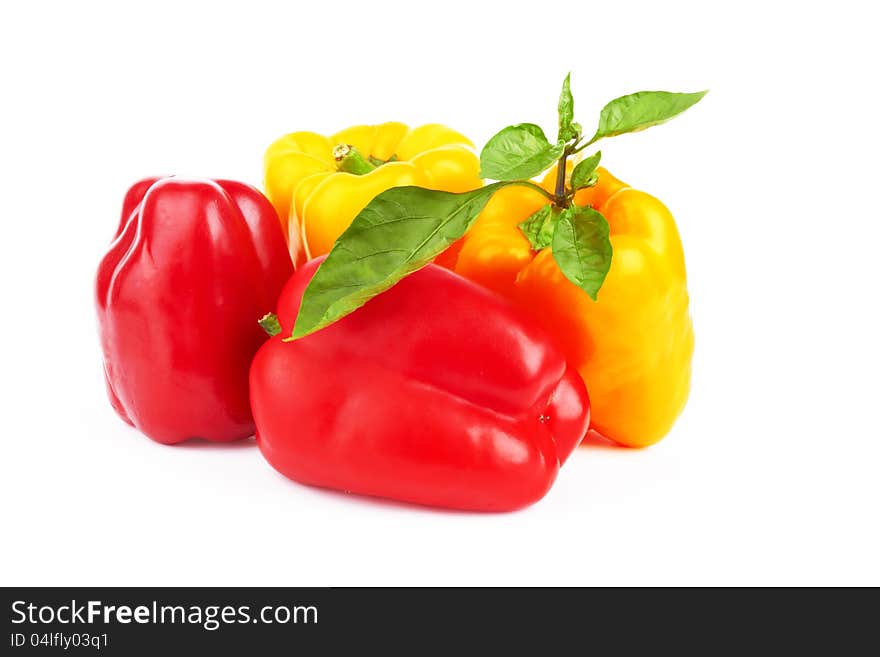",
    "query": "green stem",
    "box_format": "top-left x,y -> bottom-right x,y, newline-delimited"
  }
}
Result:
334,144 -> 377,175
511,180 -> 557,204
554,150 -> 568,205
570,135 -> 598,155
258,312 -> 282,337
